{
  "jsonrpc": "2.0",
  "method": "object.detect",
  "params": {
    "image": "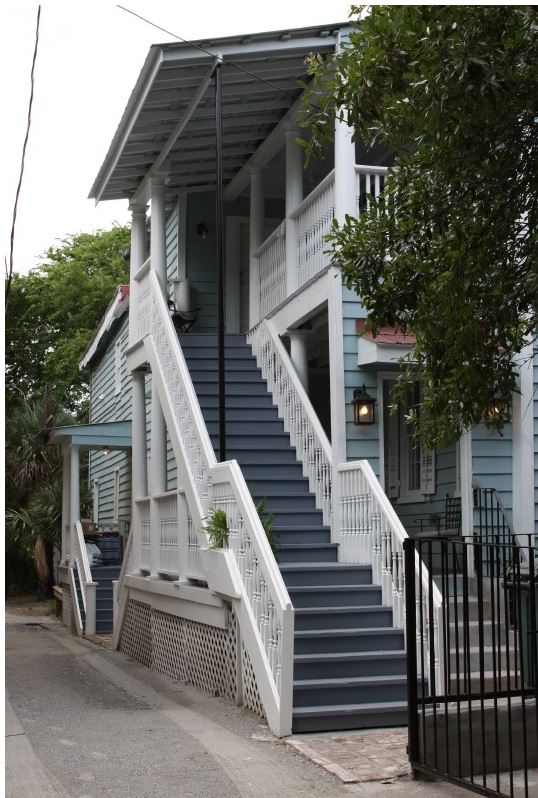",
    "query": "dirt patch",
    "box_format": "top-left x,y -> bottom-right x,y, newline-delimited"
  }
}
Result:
5,594 -> 52,617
